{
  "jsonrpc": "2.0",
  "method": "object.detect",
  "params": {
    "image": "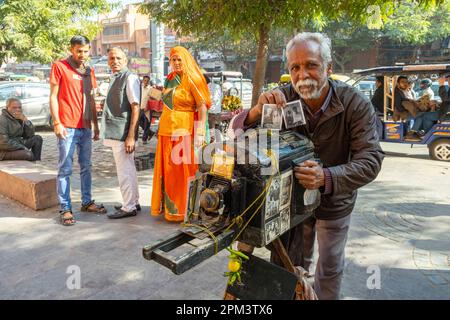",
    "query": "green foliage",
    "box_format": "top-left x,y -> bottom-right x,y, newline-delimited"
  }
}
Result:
383,0 -> 450,45
0,0 -> 114,64
139,0 -> 441,101
318,0 -> 450,71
